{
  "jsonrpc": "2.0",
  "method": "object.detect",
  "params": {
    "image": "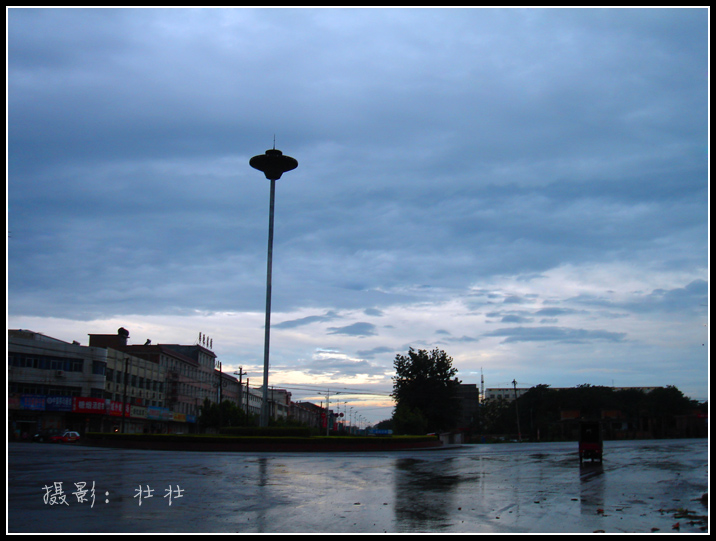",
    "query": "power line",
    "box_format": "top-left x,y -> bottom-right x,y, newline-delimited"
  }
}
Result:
269,383 -> 393,397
